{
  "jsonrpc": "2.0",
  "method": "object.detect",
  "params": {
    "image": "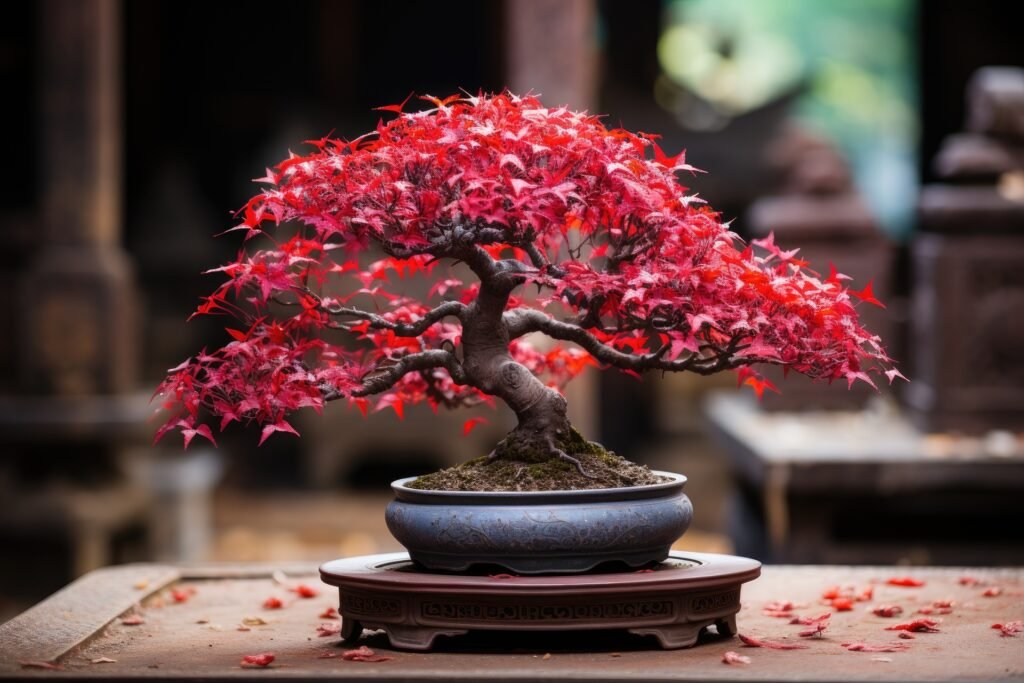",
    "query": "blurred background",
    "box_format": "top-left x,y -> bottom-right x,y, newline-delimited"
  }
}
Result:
1,0 -> 1022,621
